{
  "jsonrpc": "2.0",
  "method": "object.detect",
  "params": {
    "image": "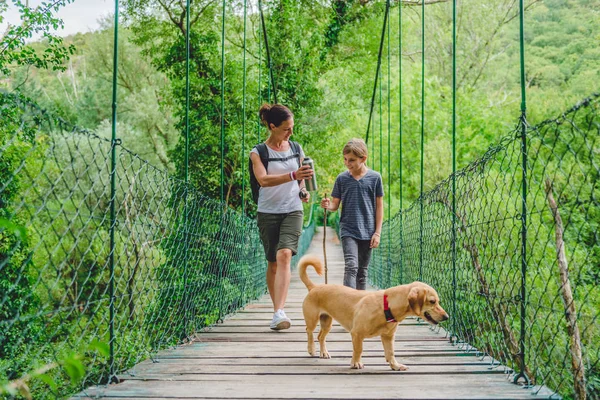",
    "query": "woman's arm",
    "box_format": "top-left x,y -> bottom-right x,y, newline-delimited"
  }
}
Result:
250,152 -> 312,187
